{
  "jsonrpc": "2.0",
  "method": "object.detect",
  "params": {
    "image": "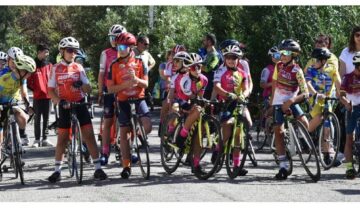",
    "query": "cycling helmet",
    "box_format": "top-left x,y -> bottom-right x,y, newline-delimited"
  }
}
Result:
268,46 -> 280,56
108,24 -> 127,36
219,39 -> 240,50
353,51 -> 360,65
278,39 -> 301,53
115,32 -> 137,46
14,55 -> 36,73
7,47 -> 24,60
75,48 -> 87,61
172,44 -> 187,54
311,48 -> 331,60
222,45 -> 243,58
0,51 -> 8,60
188,53 -> 203,66
173,51 -> 193,67
58,37 -> 80,50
